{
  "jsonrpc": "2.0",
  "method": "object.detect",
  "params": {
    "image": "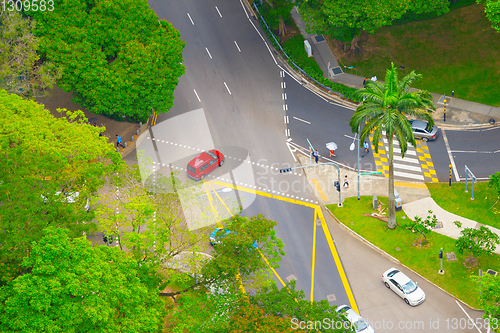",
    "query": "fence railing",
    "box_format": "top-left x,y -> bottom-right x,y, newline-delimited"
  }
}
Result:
252,2 -> 344,98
